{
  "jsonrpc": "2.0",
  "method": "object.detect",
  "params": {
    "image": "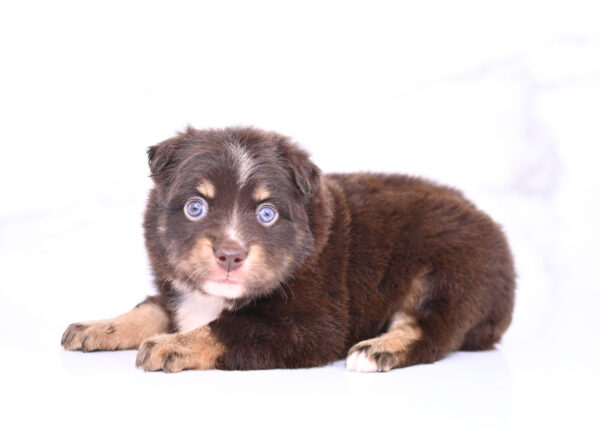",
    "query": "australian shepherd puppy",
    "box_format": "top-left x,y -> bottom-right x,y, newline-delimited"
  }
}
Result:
62,126 -> 515,373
